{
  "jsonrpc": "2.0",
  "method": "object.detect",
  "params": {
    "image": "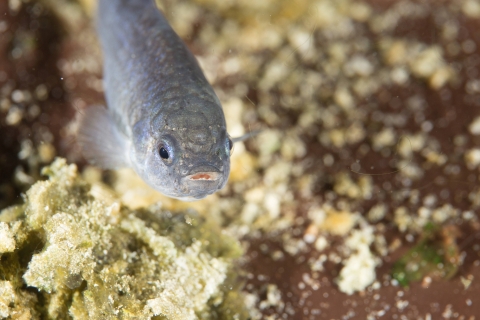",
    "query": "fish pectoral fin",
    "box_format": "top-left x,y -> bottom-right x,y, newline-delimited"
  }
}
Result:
231,129 -> 261,143
77,105 -> 129,169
